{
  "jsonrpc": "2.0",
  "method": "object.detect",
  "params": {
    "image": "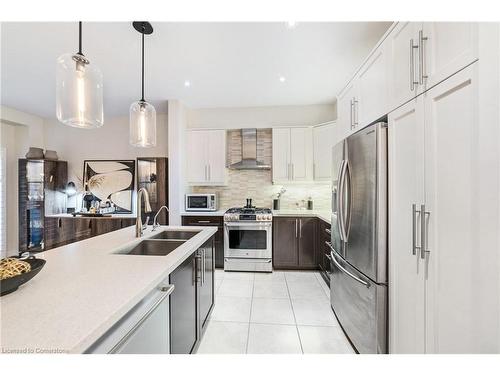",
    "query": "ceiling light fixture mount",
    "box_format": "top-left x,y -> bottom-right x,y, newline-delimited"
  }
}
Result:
130,21 -> 156,148
56,21 -> 104,129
